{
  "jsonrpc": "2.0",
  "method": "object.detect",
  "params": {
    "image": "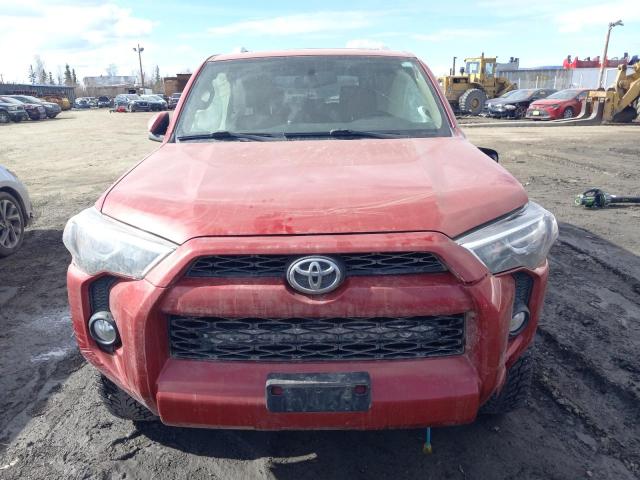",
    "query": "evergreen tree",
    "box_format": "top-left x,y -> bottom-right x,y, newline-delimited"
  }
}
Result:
64,64 -> 72,85
72,68 -> 77,85
28,65 -> 36,84
49,72 -> 54,85
39,68 -> 48,84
